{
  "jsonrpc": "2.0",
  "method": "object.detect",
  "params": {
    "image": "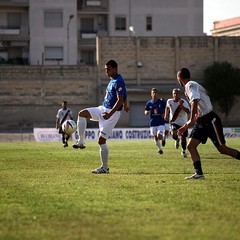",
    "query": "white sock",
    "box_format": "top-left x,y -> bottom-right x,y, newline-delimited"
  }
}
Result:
100,143 -> 108,168
155,139 -> 161,150
77,116 -> 86,144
